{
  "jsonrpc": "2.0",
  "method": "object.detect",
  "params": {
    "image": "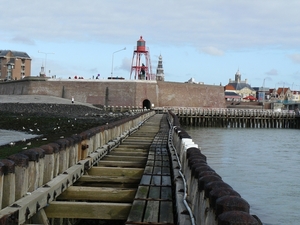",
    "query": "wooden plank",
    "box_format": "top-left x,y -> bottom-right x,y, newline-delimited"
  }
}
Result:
160,201 -> 174,223
78,175 -> 140,184
101,155 -> 147,162
45,202 -> 131,220
162,175 -> 171,186
112,148 -> 148,153
57,186 -> 136,202
126,200 -> 146,223
153,166 -> 162,174
151,175 -> 161,185
109,152 -> 148,157
135,185 -> 149,199
87,167 -> 144,177
144,165 -> 153,174
97,161 -> 145,168
143,201 -> 159,222
140,175 -> 152,185
161,187 -> 172,200
148,186 -> 160,199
